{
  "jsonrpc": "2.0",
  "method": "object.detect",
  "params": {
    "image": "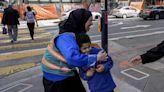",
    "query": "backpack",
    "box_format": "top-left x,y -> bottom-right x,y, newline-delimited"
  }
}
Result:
26,11 -> 35,23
